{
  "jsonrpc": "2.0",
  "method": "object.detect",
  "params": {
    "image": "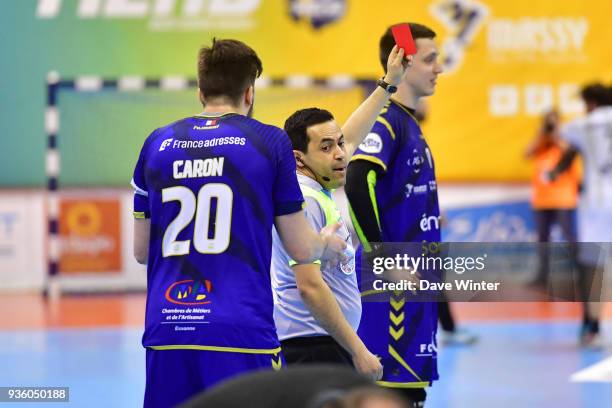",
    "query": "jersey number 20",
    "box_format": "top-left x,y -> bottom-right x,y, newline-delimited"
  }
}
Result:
161,184 -> 233,257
